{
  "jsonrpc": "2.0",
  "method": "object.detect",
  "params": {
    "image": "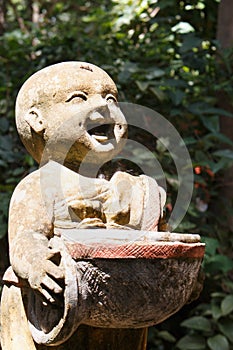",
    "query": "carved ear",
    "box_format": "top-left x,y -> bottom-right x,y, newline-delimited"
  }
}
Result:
25,108 -> 47,134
